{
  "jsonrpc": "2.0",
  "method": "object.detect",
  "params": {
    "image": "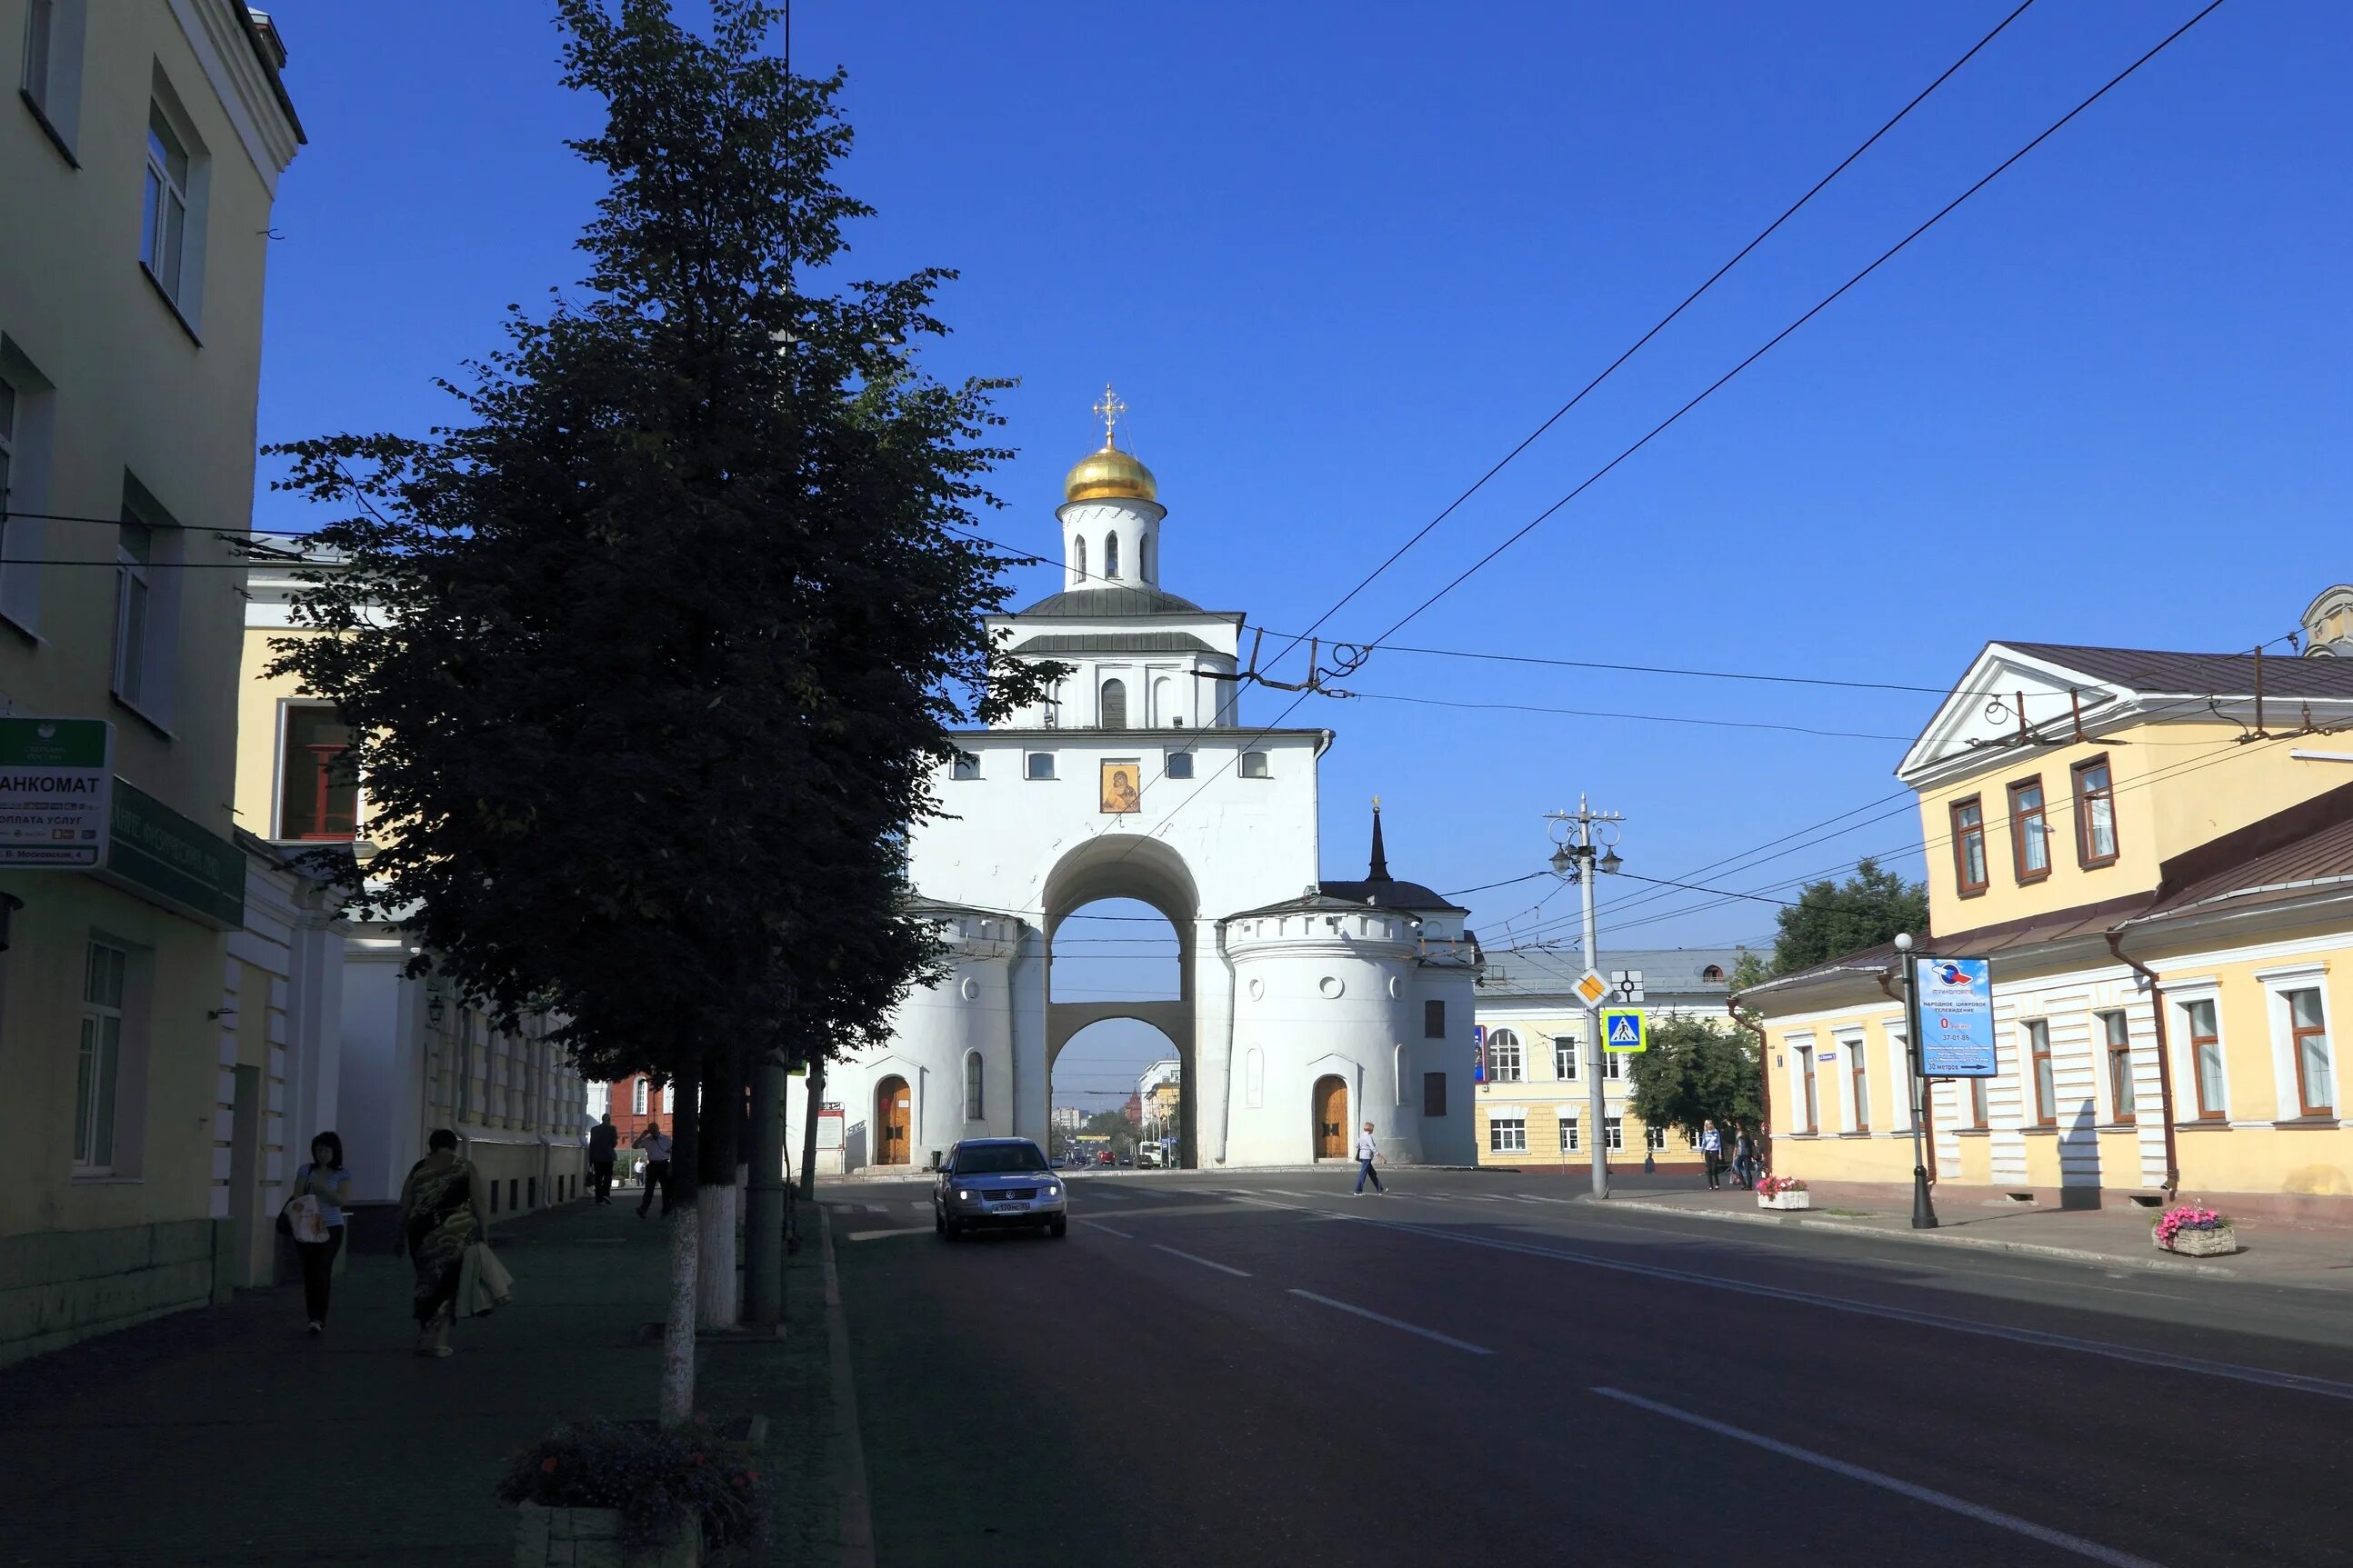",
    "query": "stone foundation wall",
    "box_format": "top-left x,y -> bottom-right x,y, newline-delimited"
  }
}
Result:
0,1219 -> 217,1366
